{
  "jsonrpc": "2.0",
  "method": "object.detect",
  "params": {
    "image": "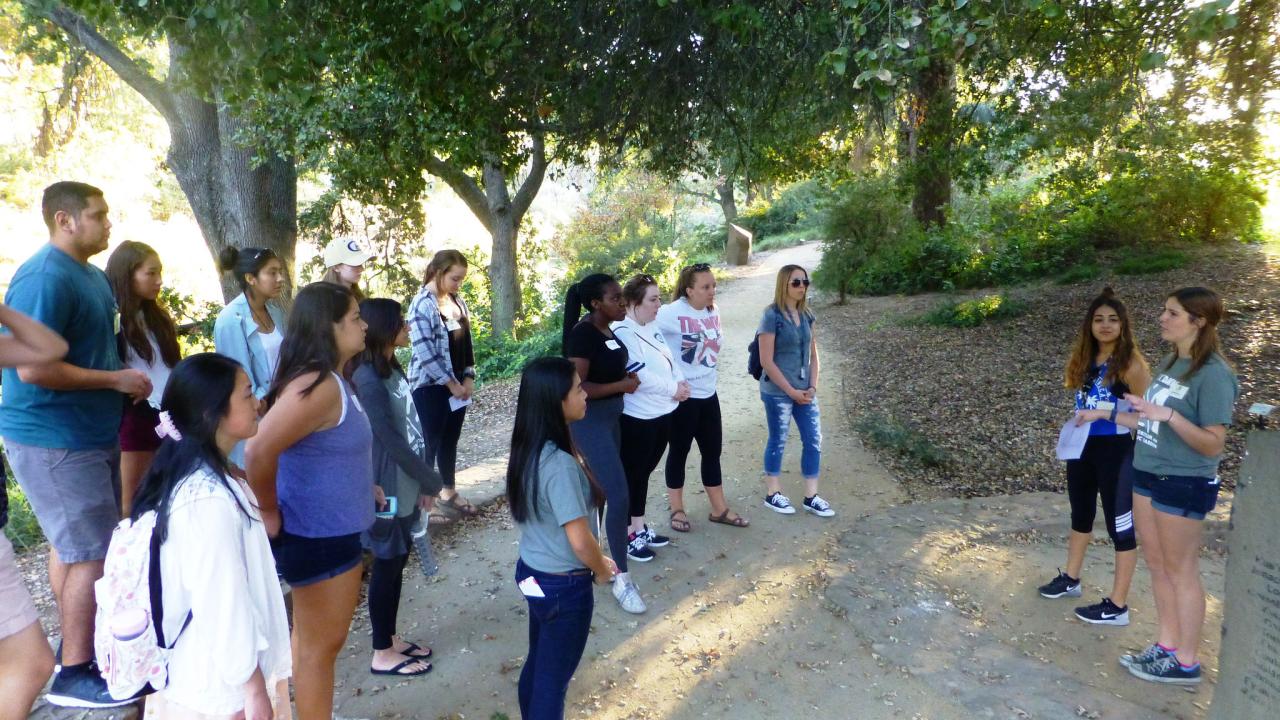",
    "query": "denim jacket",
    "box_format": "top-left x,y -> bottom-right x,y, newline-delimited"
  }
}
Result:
213,292 -> 287,399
